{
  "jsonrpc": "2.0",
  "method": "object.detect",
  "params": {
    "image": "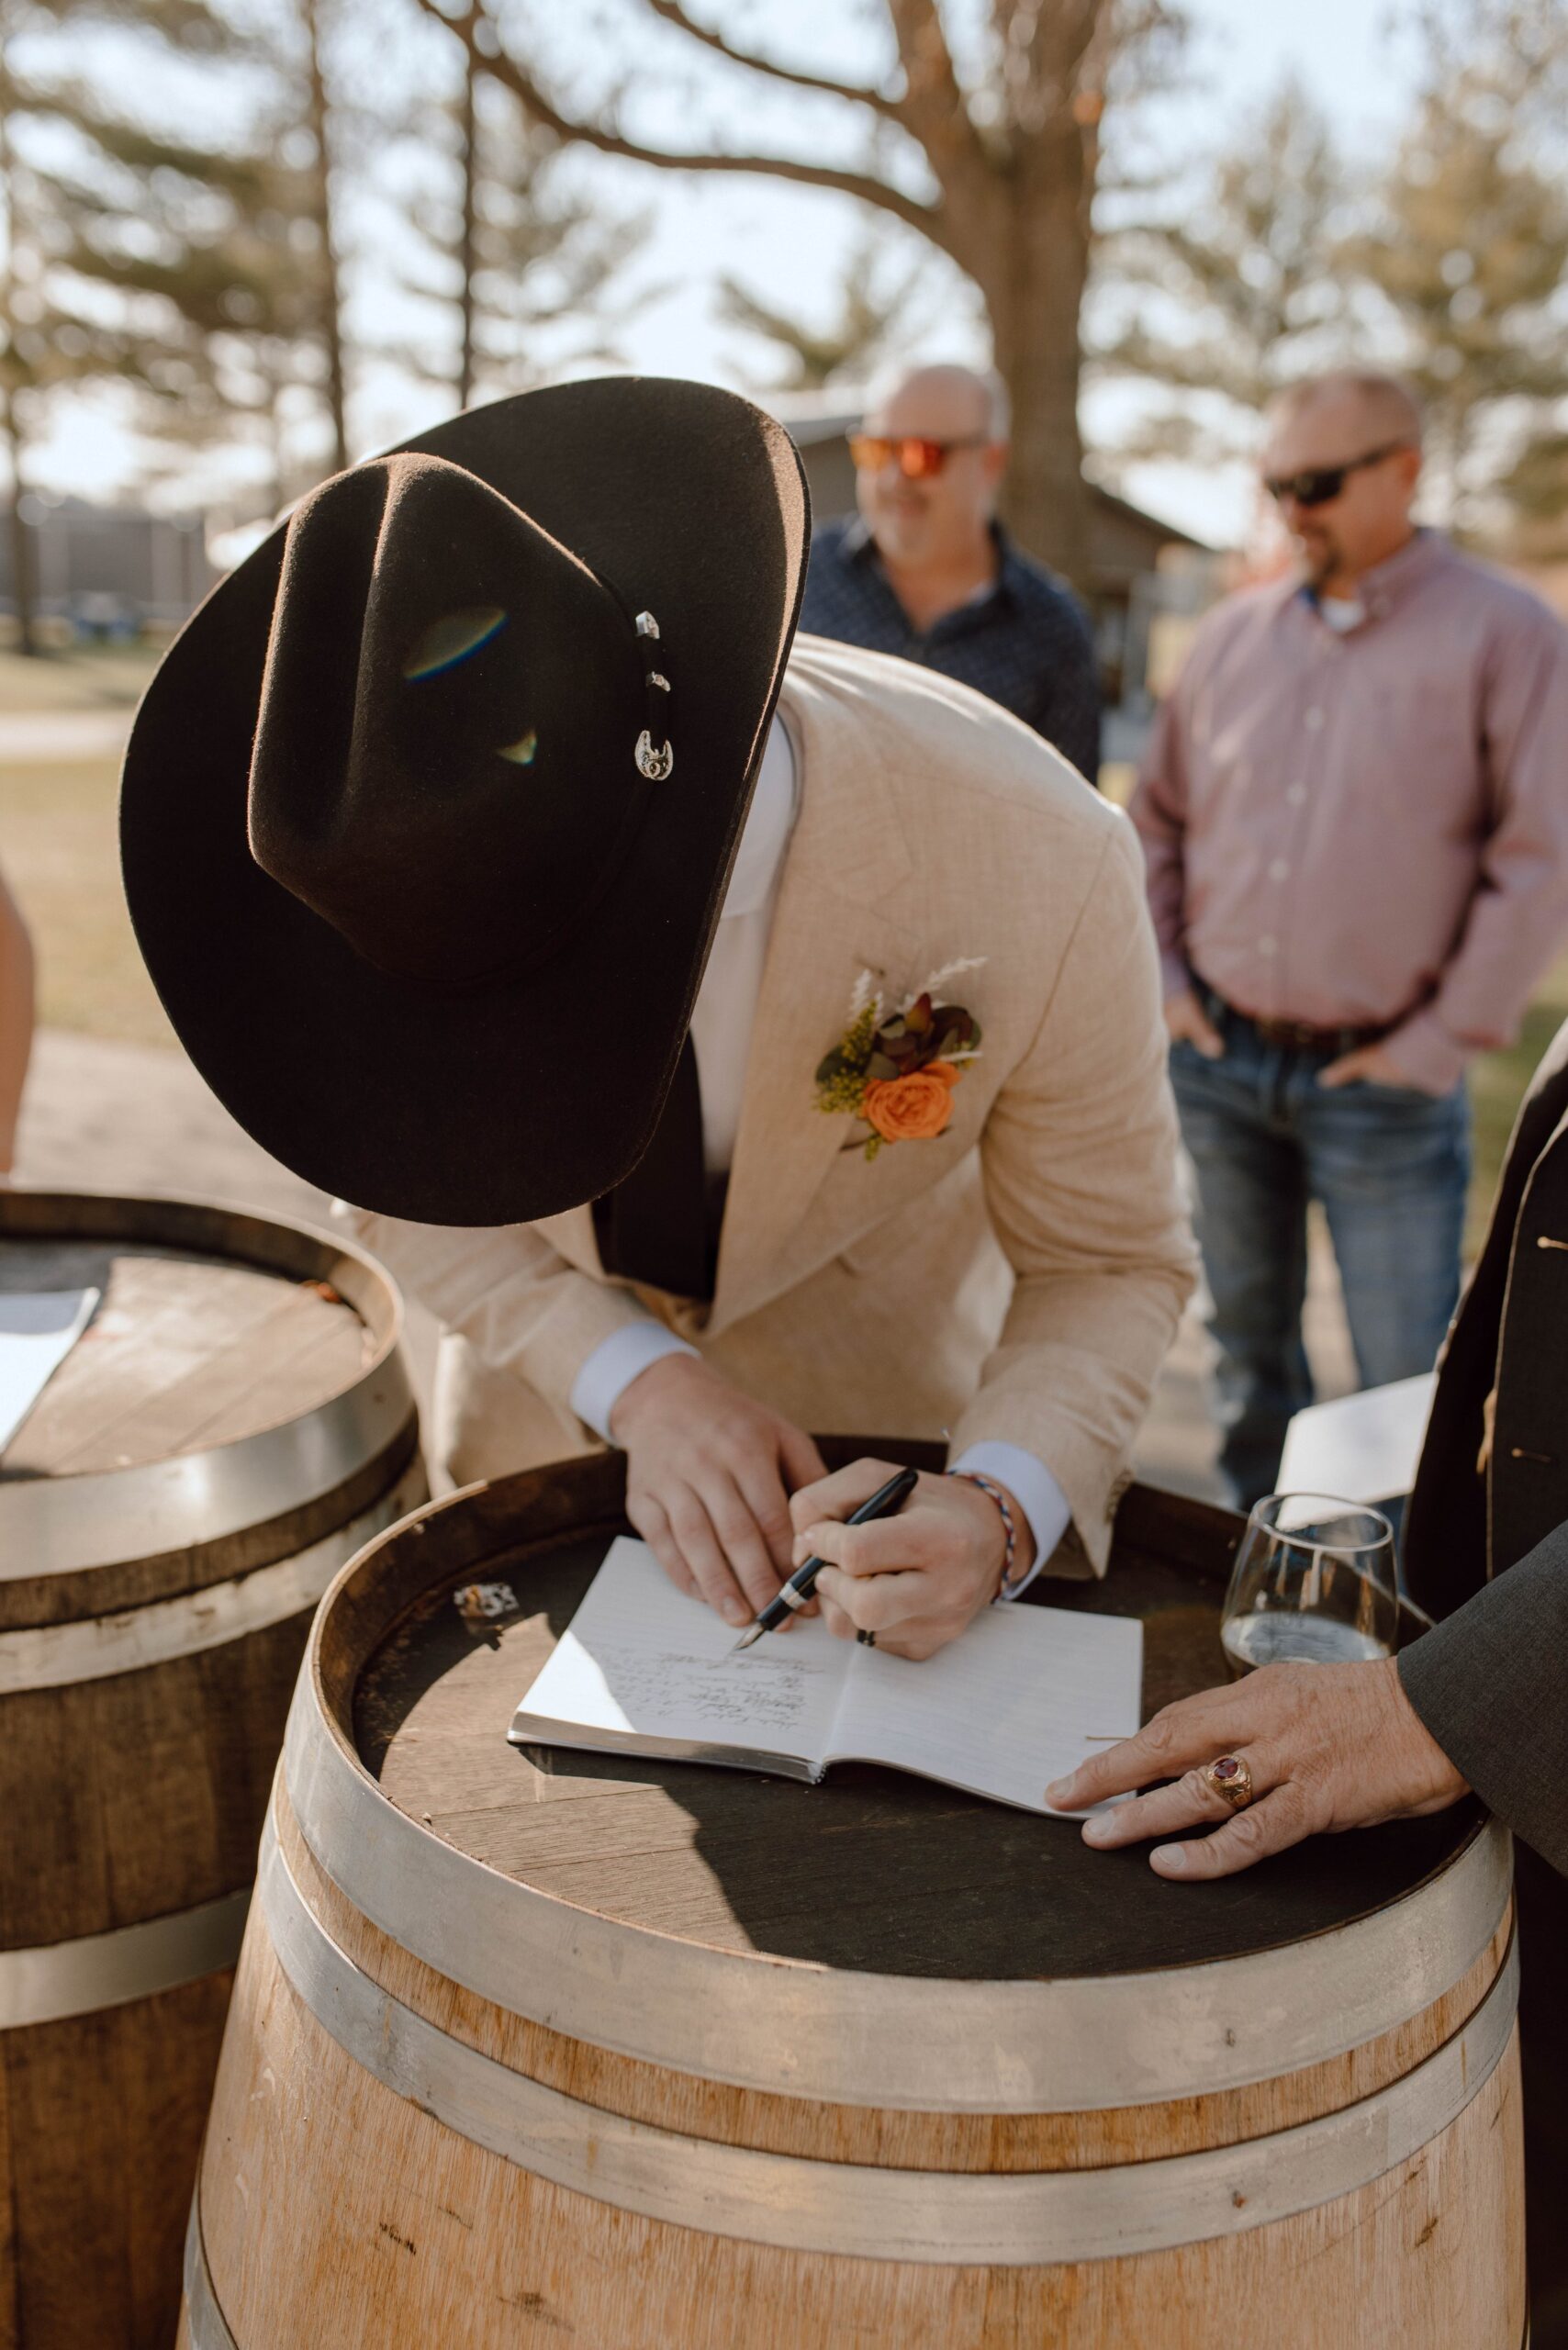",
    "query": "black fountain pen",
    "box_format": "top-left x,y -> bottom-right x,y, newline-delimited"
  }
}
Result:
729,1466 -> 920,1653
